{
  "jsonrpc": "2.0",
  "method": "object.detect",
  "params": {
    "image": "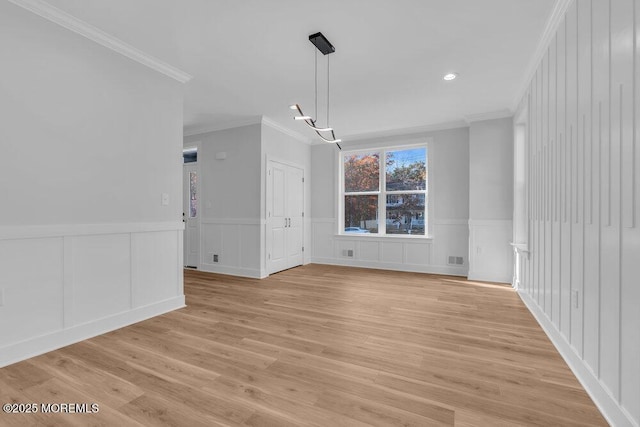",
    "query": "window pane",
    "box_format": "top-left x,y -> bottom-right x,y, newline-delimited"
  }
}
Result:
385,148 -> 426,191
344,195 -> 378,233
344,152 -> 380,192
386,194 -> 425,235
189,171 -> 197,218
